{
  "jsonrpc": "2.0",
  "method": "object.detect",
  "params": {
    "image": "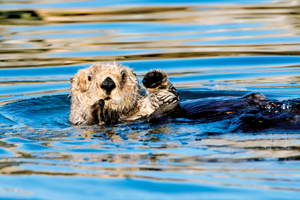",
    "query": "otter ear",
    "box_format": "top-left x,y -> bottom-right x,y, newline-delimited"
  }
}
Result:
70,78 -> 74,83
121,70 -> 126,81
